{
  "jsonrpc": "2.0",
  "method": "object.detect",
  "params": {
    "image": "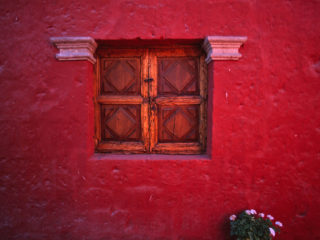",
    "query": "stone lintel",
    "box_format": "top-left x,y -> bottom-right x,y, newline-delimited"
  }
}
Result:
50,37 -> 97,64
202,36 -> 247,64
